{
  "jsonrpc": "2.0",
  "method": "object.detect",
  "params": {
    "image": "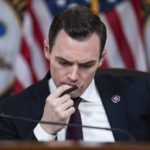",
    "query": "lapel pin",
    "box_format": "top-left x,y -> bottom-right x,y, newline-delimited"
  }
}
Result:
111,95 -> 120,103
